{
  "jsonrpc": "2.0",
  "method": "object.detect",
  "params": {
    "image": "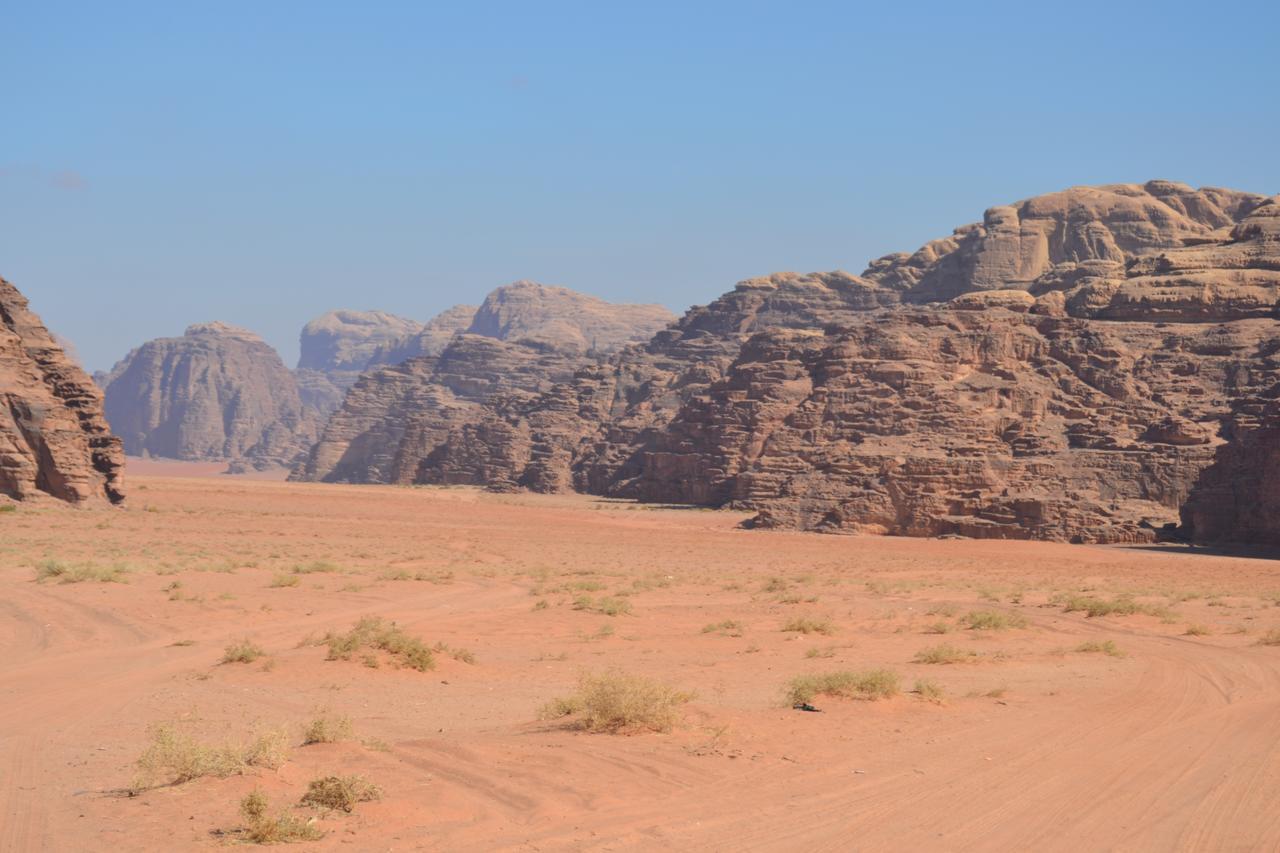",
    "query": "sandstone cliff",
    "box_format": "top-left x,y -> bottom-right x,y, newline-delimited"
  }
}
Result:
1,277 -> 125,504
295,310 -> 425,414
310,182 -> 1280,543
101,322 -> 317,466
1180,404 -> 1280,545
